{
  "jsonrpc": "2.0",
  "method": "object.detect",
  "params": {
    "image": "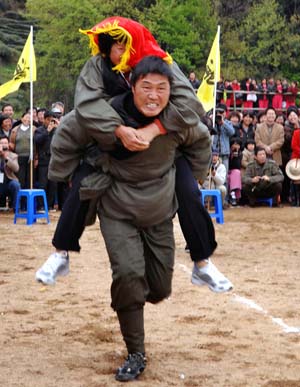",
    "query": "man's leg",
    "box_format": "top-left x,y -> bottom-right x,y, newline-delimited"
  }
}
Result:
35,162 -> 95,285
7,180 -> 20,211
175,156 -> 233,292
99,214 -> 147,382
